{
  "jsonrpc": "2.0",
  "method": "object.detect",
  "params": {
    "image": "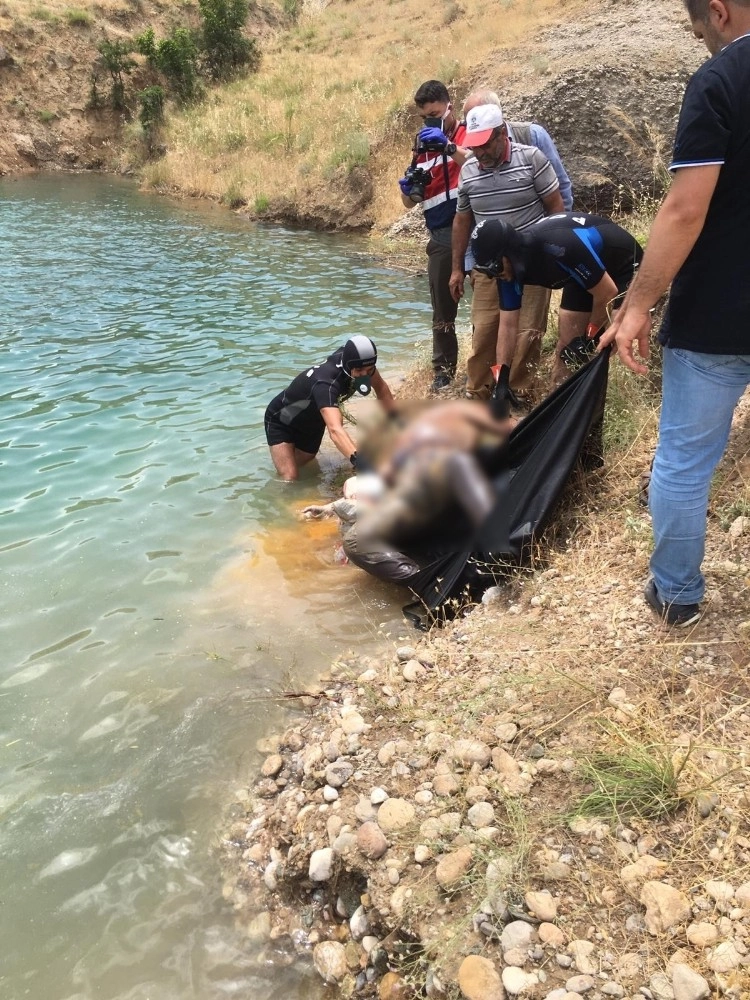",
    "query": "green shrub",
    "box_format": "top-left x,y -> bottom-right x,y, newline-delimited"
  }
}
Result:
283,0 -> 300,20
36,109 -> 57,123
97,38 -> 136,110
65,7 -> 92,25
254,194 -> 270,214
137,84 -> 165,130
154,27 -> 200,103
134,26 -> 157,60
221,180 -> 246,208
198,0 -> 259,80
